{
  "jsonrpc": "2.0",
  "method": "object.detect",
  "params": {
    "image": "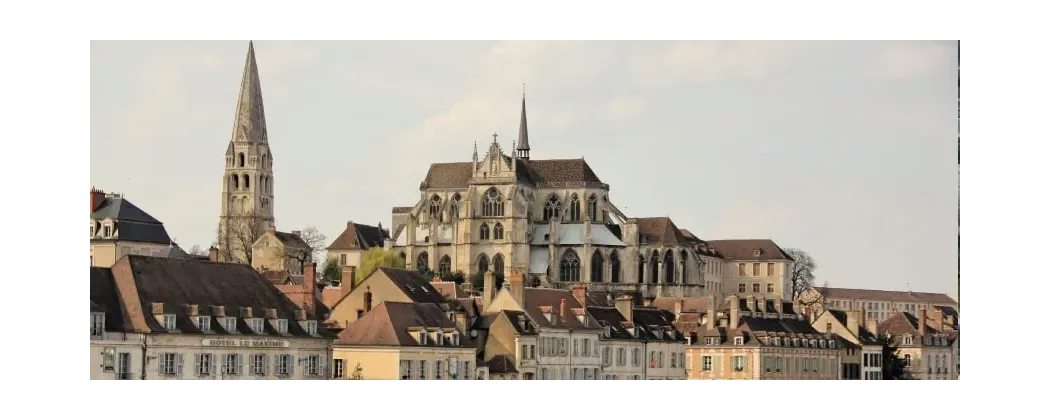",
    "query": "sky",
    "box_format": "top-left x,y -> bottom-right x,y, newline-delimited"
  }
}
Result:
90,41 -> 959,298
